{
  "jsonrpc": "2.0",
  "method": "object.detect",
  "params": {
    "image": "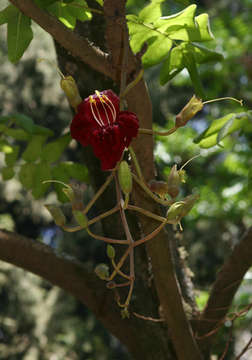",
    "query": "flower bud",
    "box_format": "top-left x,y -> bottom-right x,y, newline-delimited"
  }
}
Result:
175,95 -> 203,128
45,204 -> 66,227
148,180 -> 169,199
95,263 -> 109,280
60,76 -> 82,110
107,244 -> 115,259
73,210 -> 88,228
166,201 -> 185,222
118,161 -> 132,195
167,165 -> 181,198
